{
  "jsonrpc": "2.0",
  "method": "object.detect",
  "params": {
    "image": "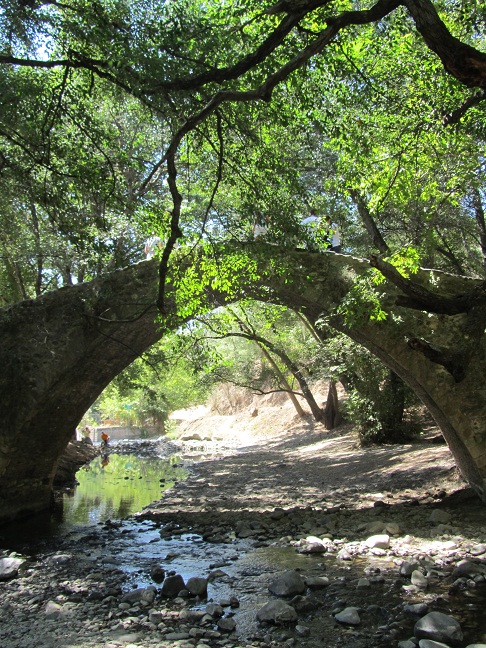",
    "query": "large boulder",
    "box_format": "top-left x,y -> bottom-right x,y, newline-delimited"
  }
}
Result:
268,571 -> 306,597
